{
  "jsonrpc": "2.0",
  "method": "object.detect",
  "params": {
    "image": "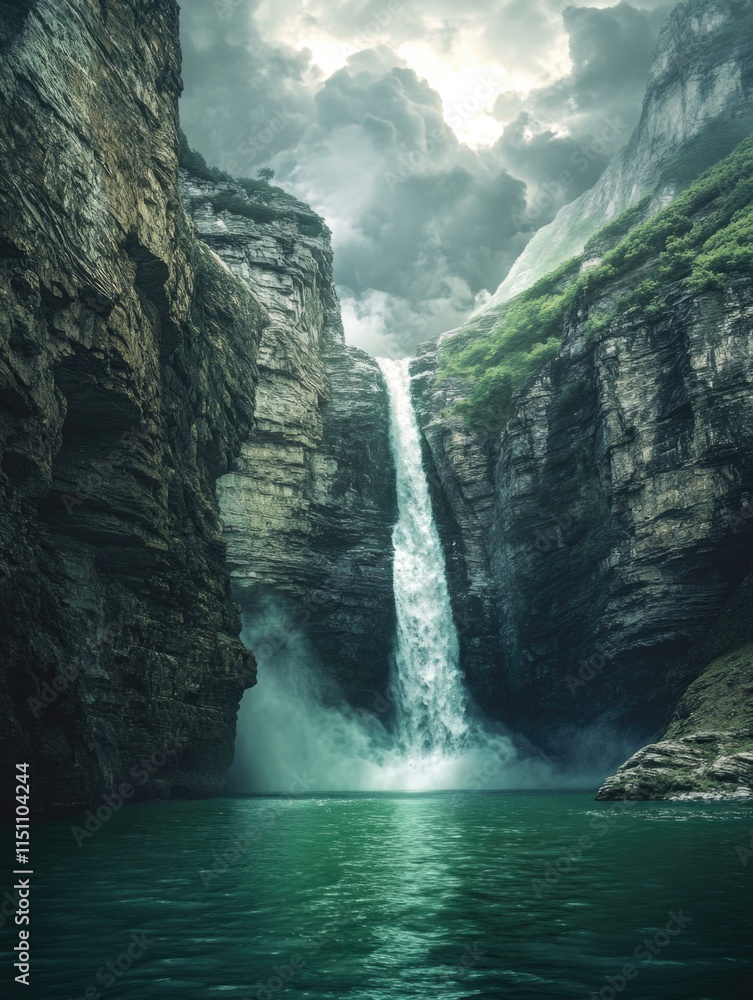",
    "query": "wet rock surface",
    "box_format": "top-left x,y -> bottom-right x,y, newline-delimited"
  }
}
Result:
409,1 -> 753,779
0,0 -> 395,810
415,277 -> 753,770
598,578 -> 753,799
